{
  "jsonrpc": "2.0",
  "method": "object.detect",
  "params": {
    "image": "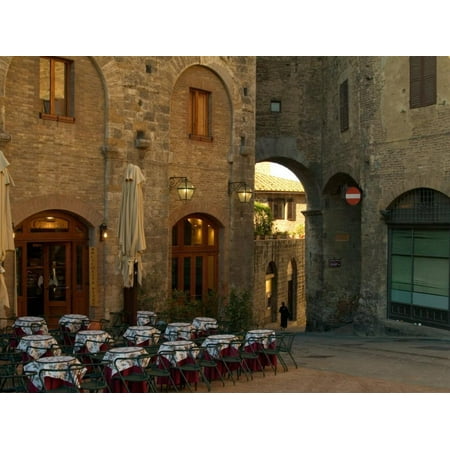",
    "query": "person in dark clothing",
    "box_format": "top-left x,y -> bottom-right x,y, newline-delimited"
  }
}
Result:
279,302 -> 290,329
